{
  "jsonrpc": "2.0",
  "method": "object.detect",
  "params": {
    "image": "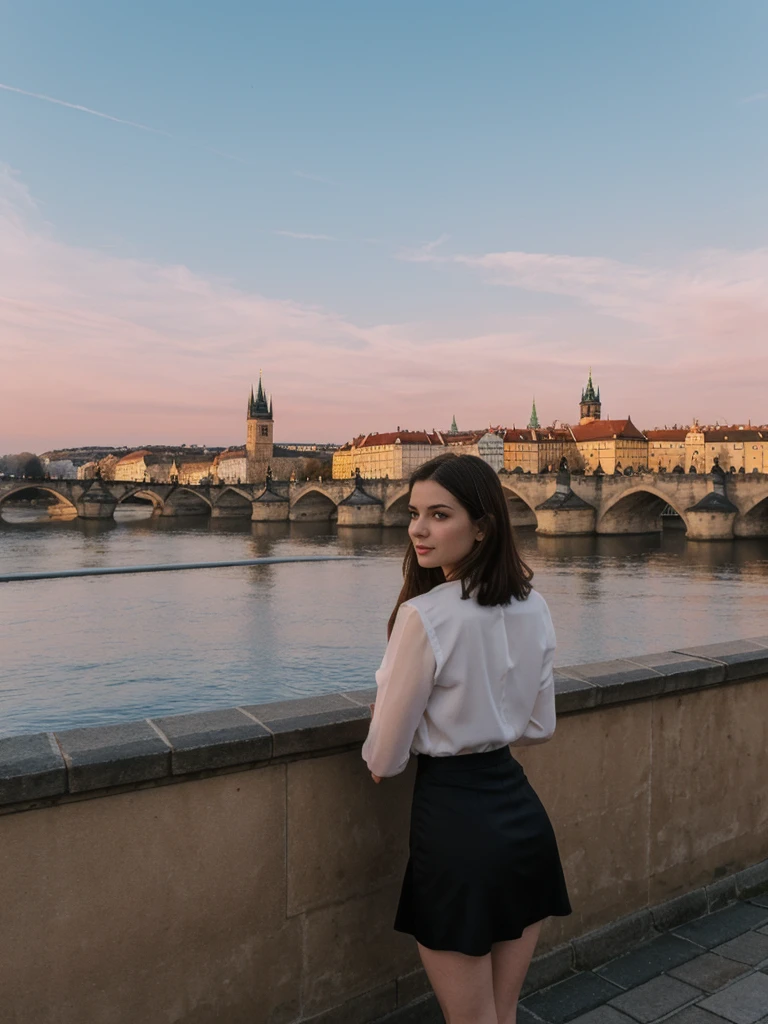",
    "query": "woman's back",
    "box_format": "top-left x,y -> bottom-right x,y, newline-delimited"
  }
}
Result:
362,582 -> 556,778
